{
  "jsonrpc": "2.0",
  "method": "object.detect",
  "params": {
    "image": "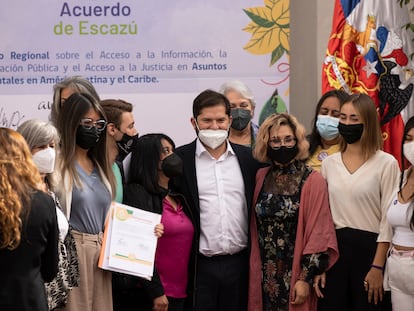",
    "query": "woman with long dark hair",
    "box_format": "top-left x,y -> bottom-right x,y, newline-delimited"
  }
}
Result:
122,133 -> 196,311
55,92 -> 115,311
307,90 -> 349,171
